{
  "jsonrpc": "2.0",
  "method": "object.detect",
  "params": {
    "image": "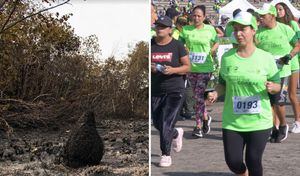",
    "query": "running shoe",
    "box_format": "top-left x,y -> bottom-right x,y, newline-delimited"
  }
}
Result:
173,128 -> 184,152
159,155 -> 172,167
202,115 -> 212,134
276,124 -> 289,143
192,126 -> 203,138
270,126 -> 279,143
291,121 -> 300,133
